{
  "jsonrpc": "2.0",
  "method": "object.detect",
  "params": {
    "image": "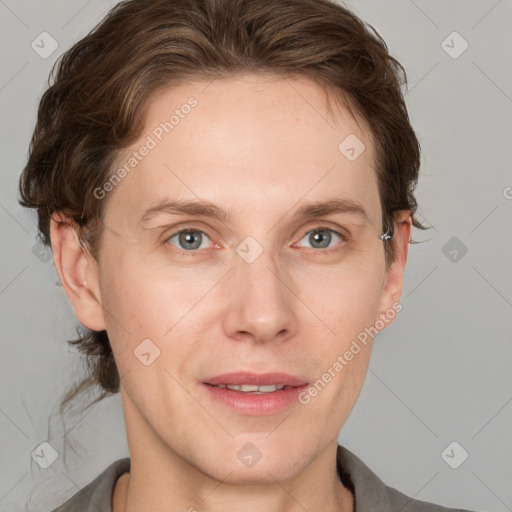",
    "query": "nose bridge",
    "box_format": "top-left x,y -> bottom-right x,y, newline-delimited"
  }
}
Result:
225,237 -> 295,342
